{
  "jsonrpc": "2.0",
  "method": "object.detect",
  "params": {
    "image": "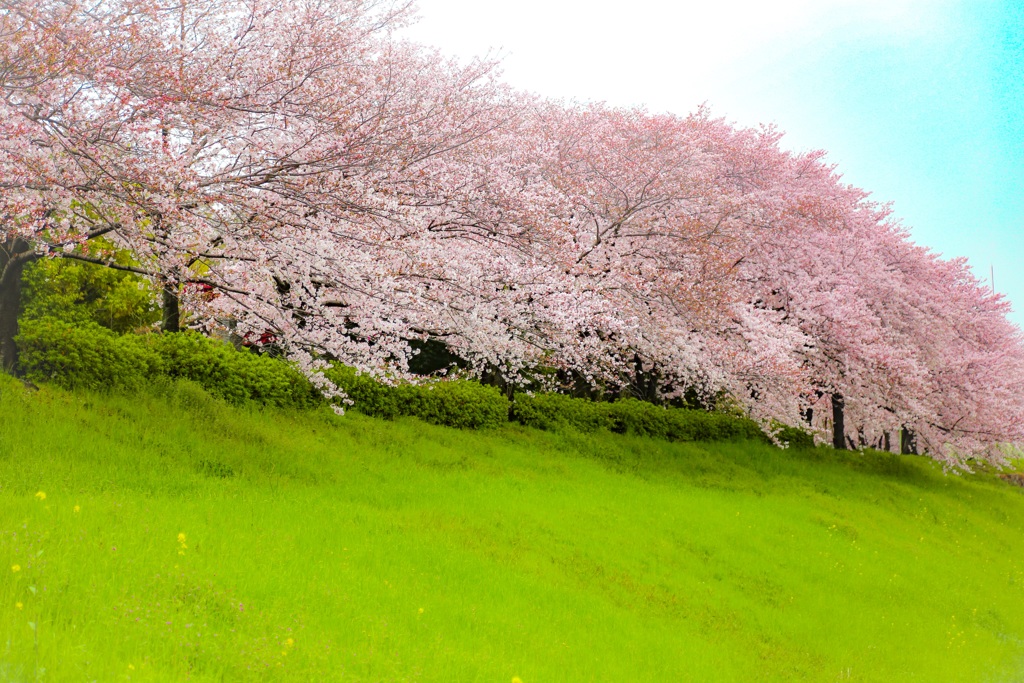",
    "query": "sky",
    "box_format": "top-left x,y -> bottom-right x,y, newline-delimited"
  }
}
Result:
401,0 -> 1024,326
